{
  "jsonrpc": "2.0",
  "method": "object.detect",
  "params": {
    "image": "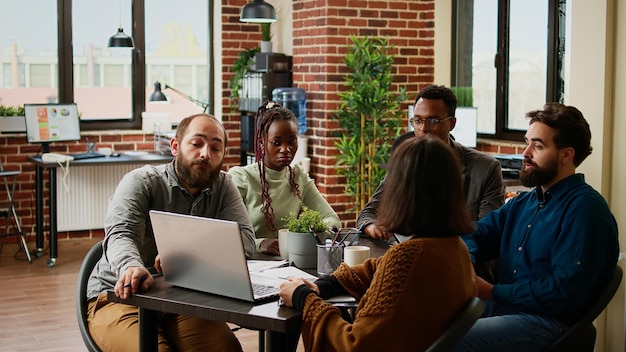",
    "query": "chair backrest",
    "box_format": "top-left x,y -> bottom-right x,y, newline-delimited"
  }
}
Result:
76,240 -> 103,352
425,296 -> 486,352
546,265 -> 623,352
